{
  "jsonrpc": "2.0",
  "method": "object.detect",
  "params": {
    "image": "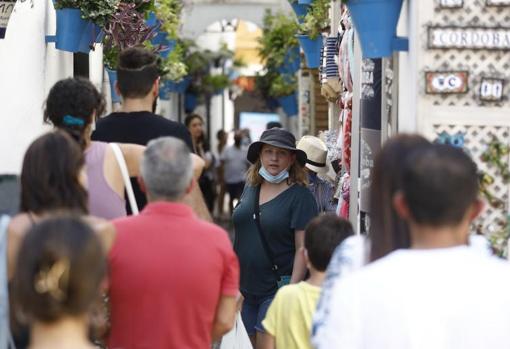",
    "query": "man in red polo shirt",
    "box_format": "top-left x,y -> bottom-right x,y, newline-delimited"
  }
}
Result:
108,137 -> 239,349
